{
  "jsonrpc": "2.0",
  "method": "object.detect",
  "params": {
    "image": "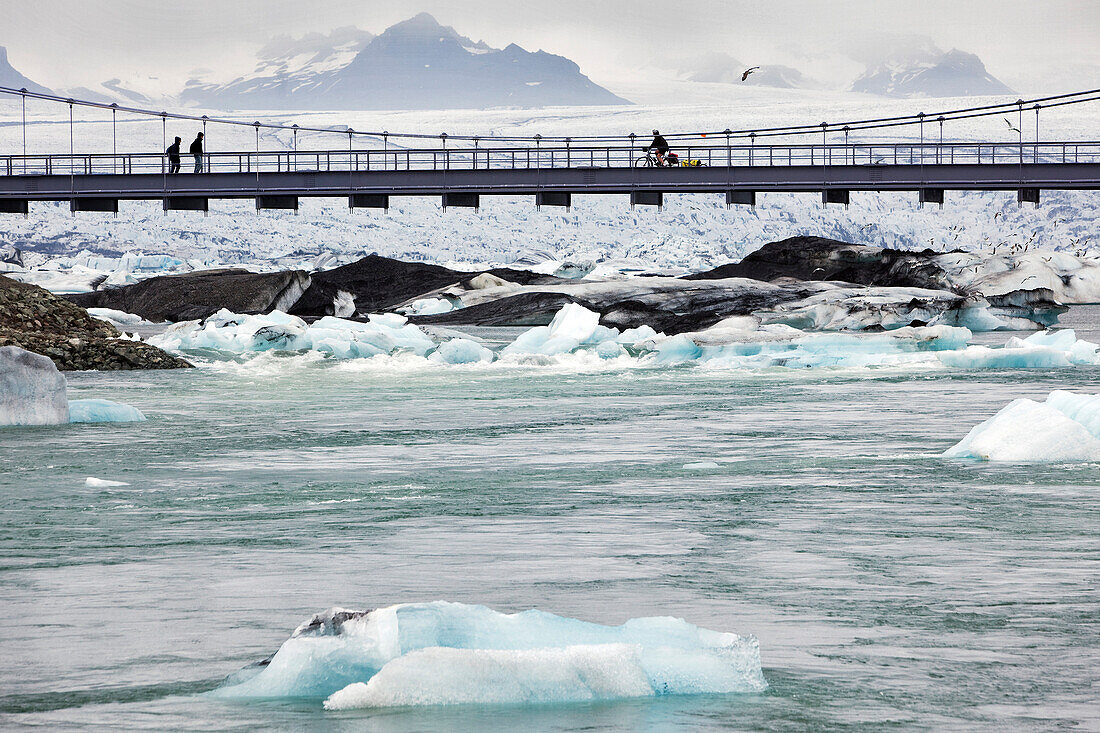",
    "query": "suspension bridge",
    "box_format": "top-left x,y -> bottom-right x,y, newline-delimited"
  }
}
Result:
0,86 -> 1098,215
